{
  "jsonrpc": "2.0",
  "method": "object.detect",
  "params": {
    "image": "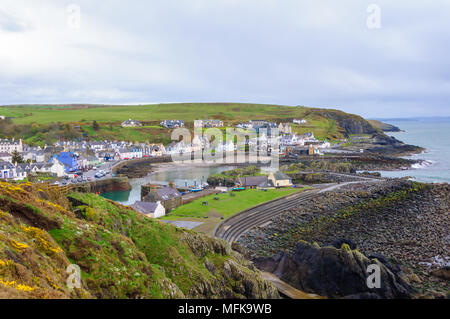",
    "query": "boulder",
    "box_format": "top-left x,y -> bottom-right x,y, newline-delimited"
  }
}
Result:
254,241 -> 412,299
